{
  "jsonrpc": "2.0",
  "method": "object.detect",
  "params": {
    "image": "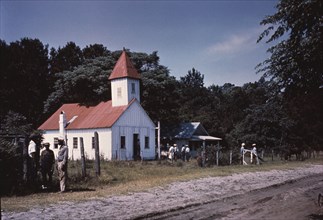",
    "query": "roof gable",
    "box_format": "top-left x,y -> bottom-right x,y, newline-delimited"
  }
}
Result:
162,122 -> 209,139
114,99 -> 156,128
38,100 -> 134,130
108,50 -> 140,80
